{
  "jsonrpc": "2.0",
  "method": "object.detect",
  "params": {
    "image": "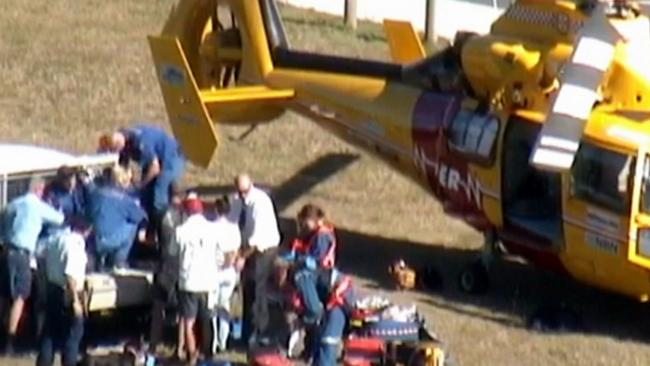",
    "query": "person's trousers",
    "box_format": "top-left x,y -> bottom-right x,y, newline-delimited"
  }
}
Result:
143,156 -> 184,215
36,283 -> 84,366
209,267 -> 238,352
241,277 -> 255,343
294,269 -> 324,325
251,247 -> 278,339
95,223 -> 138,270
314,306 -> 347,366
